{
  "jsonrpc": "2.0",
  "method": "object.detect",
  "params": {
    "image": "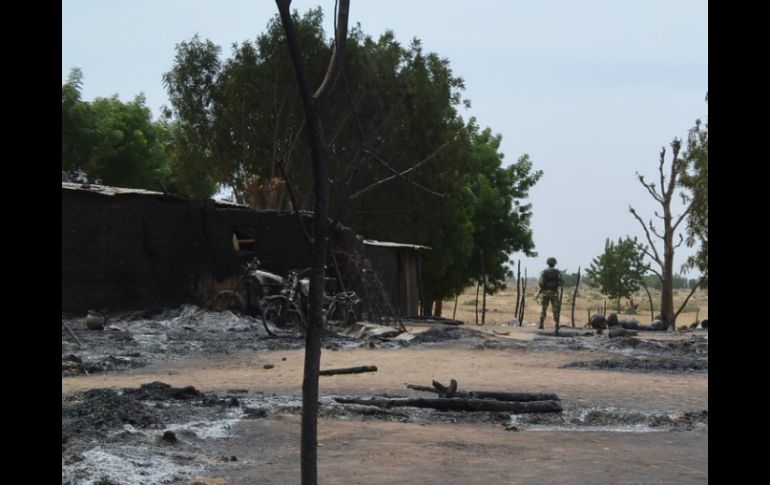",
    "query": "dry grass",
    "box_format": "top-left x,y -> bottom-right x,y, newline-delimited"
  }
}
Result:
443,282 -> 708,328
